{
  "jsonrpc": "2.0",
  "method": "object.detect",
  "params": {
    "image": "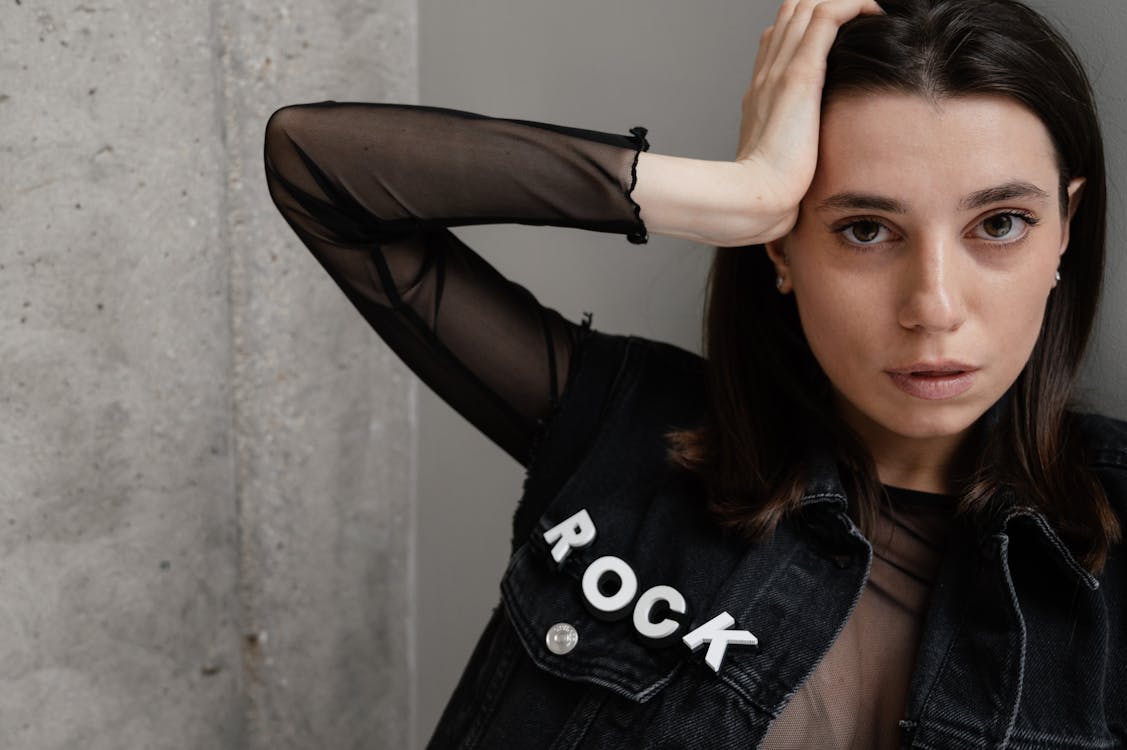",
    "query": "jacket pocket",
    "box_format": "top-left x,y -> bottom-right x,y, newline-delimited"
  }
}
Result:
499,541 -> 684,704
